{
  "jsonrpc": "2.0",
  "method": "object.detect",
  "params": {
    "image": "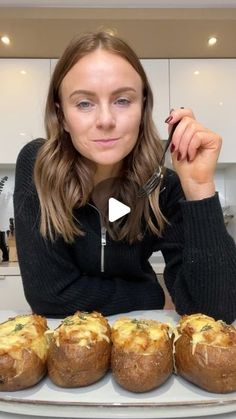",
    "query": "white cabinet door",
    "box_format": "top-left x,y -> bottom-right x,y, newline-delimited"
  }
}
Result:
0,59 -> 50,165
141,59 -> 170,140
50,58 -> 58,74
169,59 -> 236,163
0,275 -> 31,311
